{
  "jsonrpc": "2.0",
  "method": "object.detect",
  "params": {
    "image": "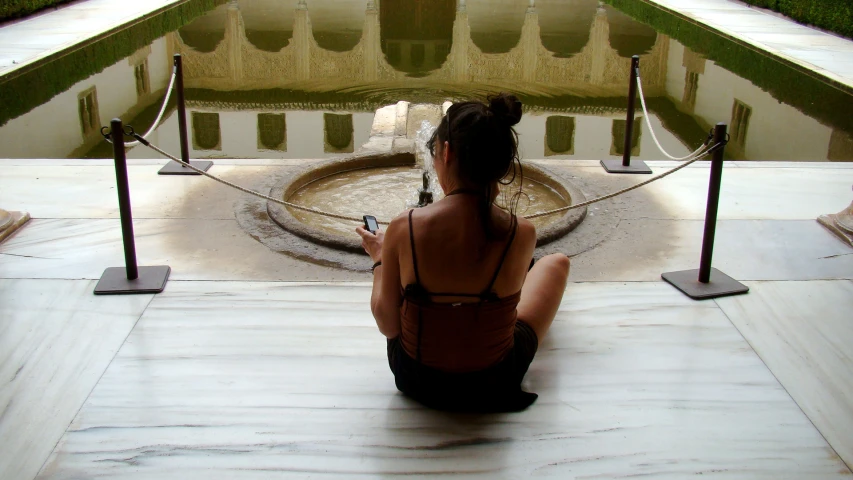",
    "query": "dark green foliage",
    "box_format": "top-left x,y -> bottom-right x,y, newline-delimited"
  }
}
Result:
605,0 -> 853,134
0,0 -> 224,127
0,0 -> 73,20
742,0 -> 853,38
